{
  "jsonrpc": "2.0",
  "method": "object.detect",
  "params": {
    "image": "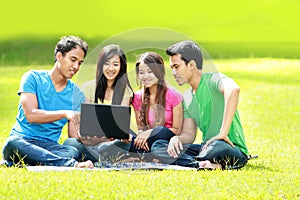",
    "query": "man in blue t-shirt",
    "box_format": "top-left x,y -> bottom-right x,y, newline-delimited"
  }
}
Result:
1,36 -> 93,168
